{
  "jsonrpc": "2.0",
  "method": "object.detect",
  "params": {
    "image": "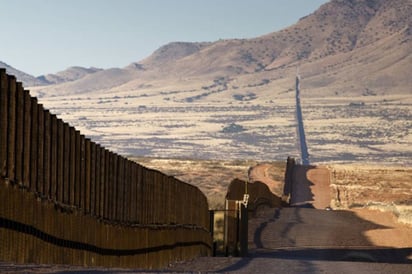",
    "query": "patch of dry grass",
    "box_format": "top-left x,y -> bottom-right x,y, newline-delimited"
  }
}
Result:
329,164 -> 412,225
